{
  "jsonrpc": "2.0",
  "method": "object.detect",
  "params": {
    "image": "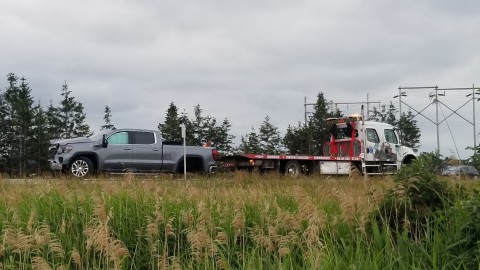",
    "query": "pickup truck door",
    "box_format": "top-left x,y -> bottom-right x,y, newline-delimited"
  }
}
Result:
131,131 -> 162,171
98,131 -> 132,171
